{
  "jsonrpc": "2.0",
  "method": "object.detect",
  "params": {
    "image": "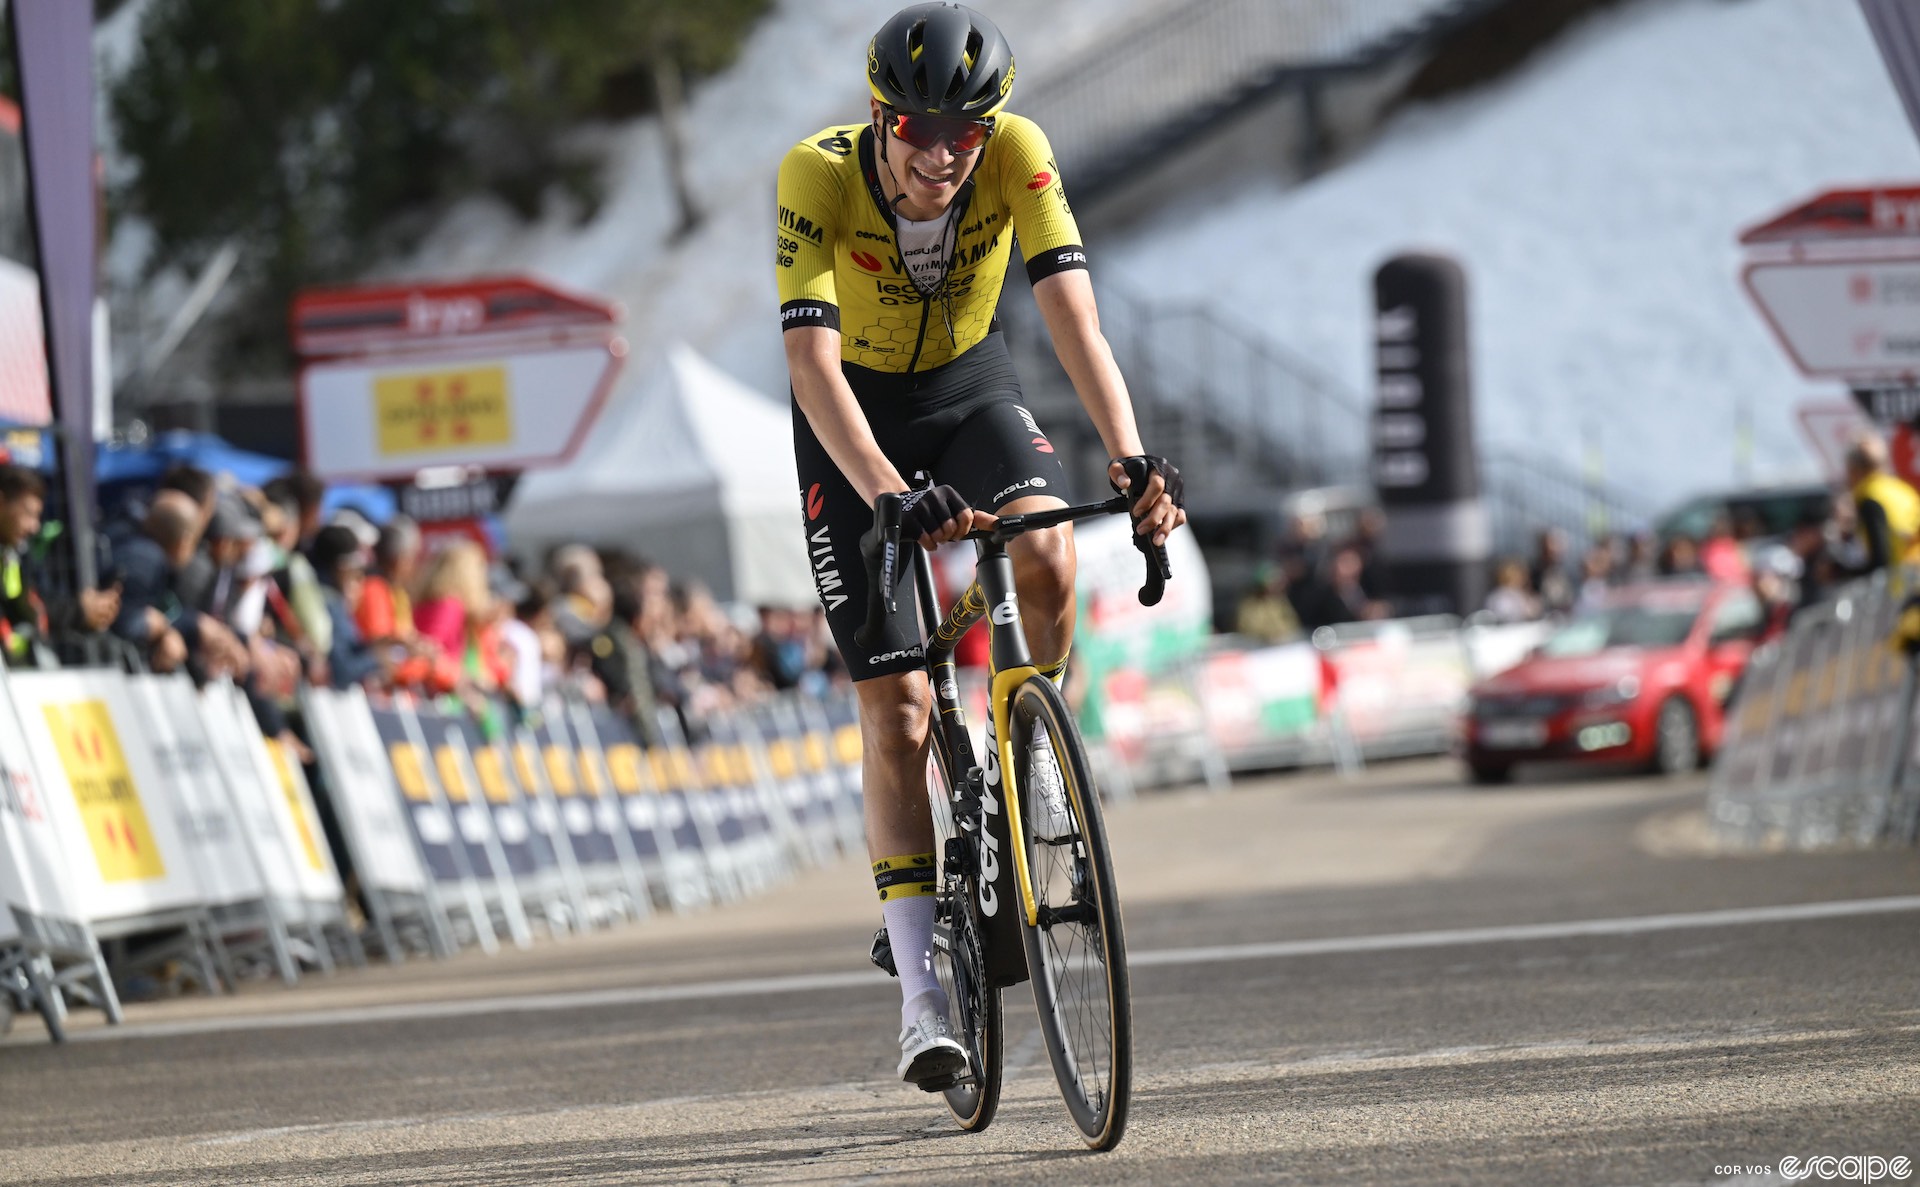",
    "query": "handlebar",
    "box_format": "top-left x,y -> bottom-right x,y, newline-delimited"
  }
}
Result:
853,492 -> 1173,649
